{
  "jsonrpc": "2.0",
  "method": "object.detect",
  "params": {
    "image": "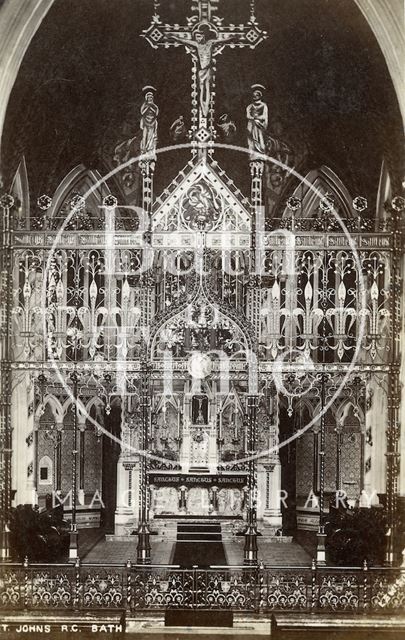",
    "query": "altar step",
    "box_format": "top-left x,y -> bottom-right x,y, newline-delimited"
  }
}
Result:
177,522 -> 222,542
173,522 -> 227,567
